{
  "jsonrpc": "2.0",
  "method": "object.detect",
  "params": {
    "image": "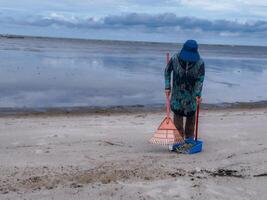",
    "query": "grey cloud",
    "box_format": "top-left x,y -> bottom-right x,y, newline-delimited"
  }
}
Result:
104,13 -> 267,34
2,12 -> 267,35
24,17 -> 99,28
